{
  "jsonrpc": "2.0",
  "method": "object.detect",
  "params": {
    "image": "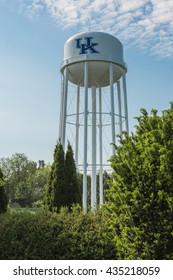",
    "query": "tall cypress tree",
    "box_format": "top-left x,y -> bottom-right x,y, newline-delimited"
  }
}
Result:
45,141 -> 82,212
65,142 -> 82,208
0,168 -> 8,214
45,141 -> 67,212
